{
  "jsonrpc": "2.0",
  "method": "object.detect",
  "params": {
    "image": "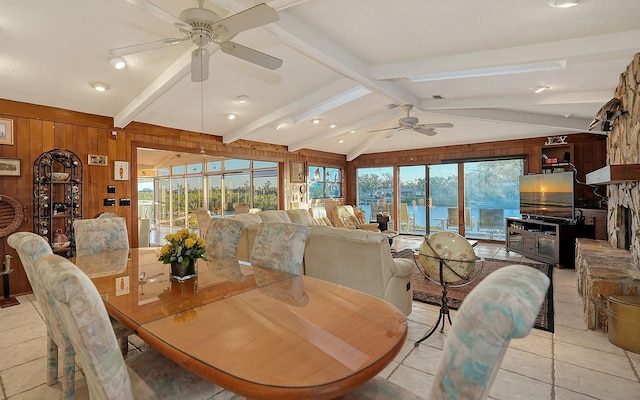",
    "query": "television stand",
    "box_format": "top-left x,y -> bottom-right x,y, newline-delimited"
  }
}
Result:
505,217 -> 594,268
